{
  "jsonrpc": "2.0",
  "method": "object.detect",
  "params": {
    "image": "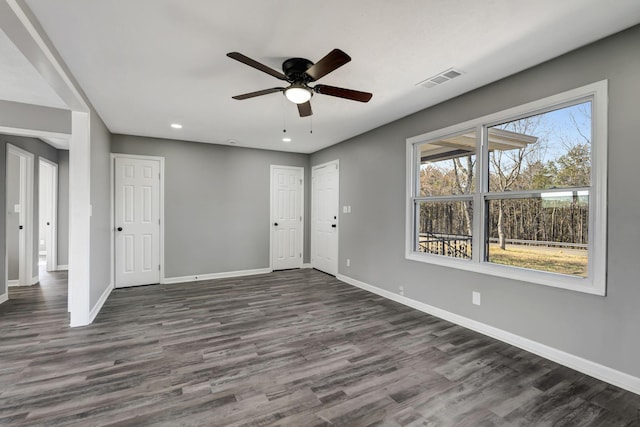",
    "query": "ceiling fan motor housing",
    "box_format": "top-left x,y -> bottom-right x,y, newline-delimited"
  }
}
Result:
282,58 -> 314,82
